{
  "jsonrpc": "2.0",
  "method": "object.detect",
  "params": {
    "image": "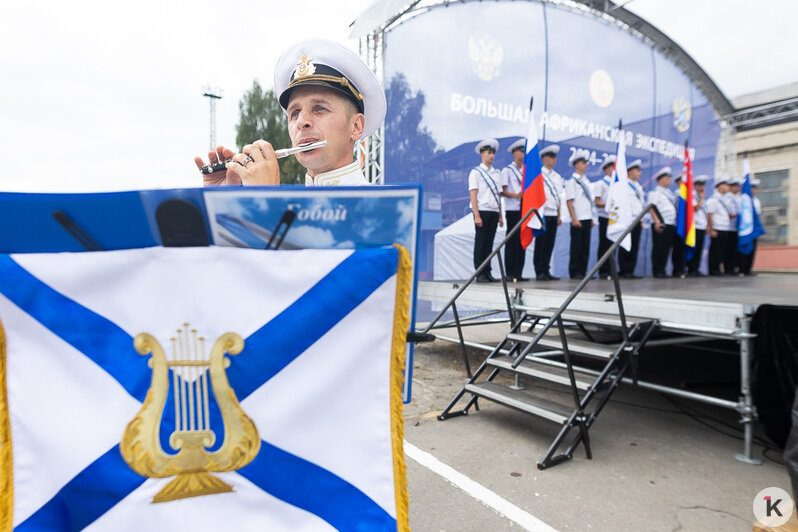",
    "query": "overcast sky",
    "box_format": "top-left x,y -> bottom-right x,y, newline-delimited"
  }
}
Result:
2,0 -> 796,193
